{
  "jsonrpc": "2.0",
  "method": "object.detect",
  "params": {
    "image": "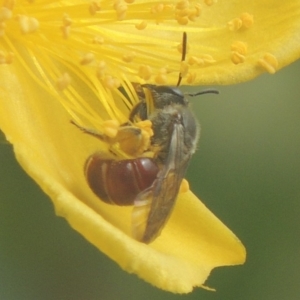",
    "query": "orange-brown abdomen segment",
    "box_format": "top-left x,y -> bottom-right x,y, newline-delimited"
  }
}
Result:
85,154 -> 159,205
